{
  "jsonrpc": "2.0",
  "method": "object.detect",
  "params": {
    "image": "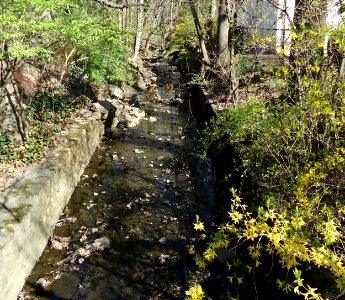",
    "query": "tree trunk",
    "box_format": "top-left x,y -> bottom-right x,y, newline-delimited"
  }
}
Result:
339,56 -> 345,78
126,4 -> 133,47
132,0 -> 144,62
123,6 -> 129,45
4,81 -> 28,142
169,0 -> 174,31
210,0 -> 217,19
287,0 -> 307,102
226,0 -> 238,102
188,0 -> 211,65
216,0 -> 230,66
215,0 -> 238,102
